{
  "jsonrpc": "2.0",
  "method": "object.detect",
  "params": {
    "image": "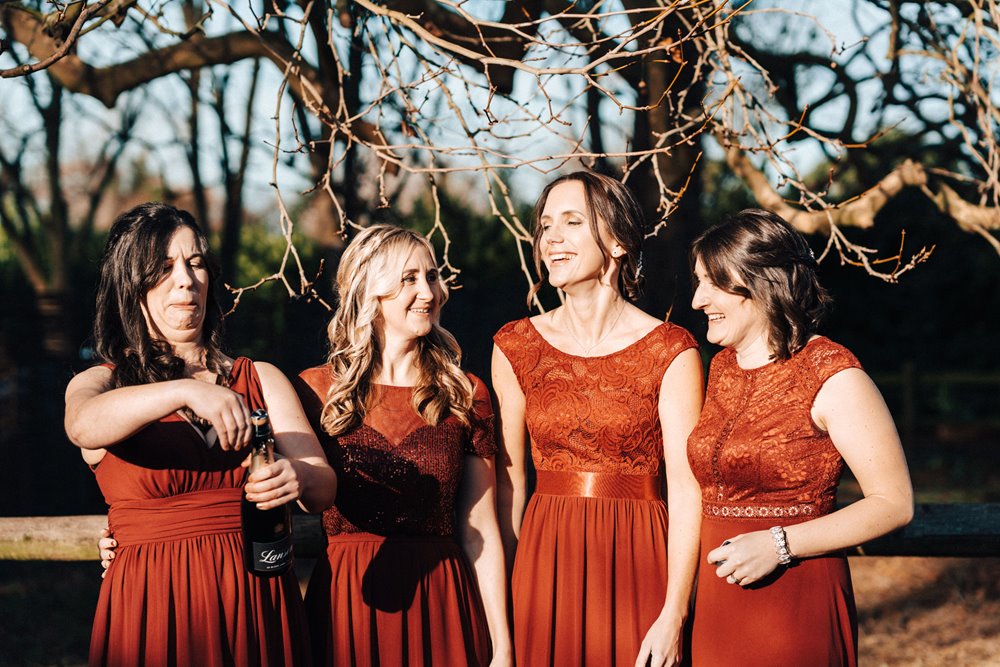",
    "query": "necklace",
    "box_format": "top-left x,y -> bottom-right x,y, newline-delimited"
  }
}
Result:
562,301 -> 626,357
